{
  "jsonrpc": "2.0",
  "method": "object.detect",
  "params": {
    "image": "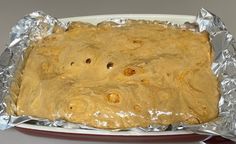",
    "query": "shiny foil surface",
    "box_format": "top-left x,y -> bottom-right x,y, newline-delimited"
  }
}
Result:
0,8 -> 235,141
